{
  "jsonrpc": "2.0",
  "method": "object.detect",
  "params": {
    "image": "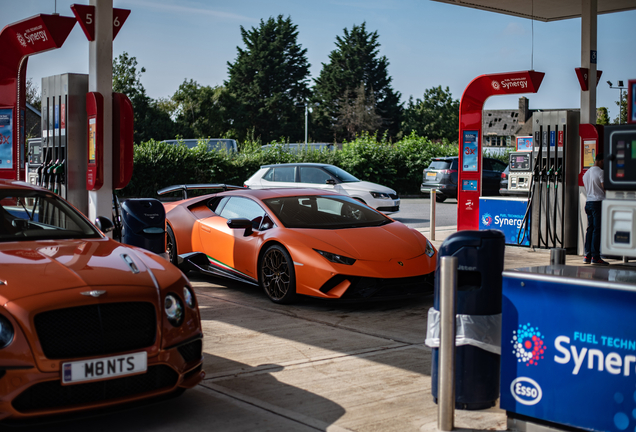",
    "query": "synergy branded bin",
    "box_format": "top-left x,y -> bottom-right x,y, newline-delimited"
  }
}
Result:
429,229 -> 505,410
120,198 -> 166,255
